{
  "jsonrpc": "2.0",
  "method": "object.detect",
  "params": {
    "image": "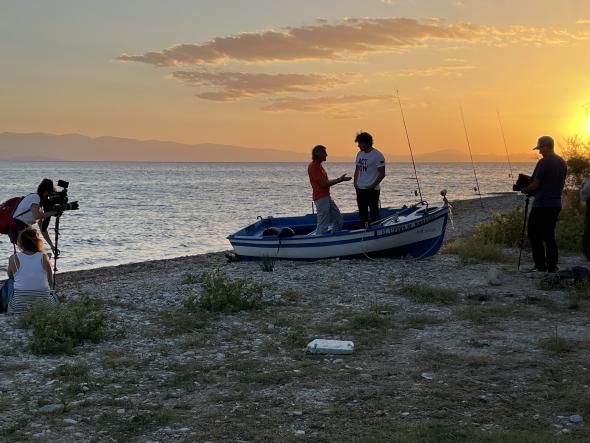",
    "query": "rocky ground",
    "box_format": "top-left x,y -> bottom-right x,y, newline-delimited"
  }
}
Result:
1,195 -> 589,442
